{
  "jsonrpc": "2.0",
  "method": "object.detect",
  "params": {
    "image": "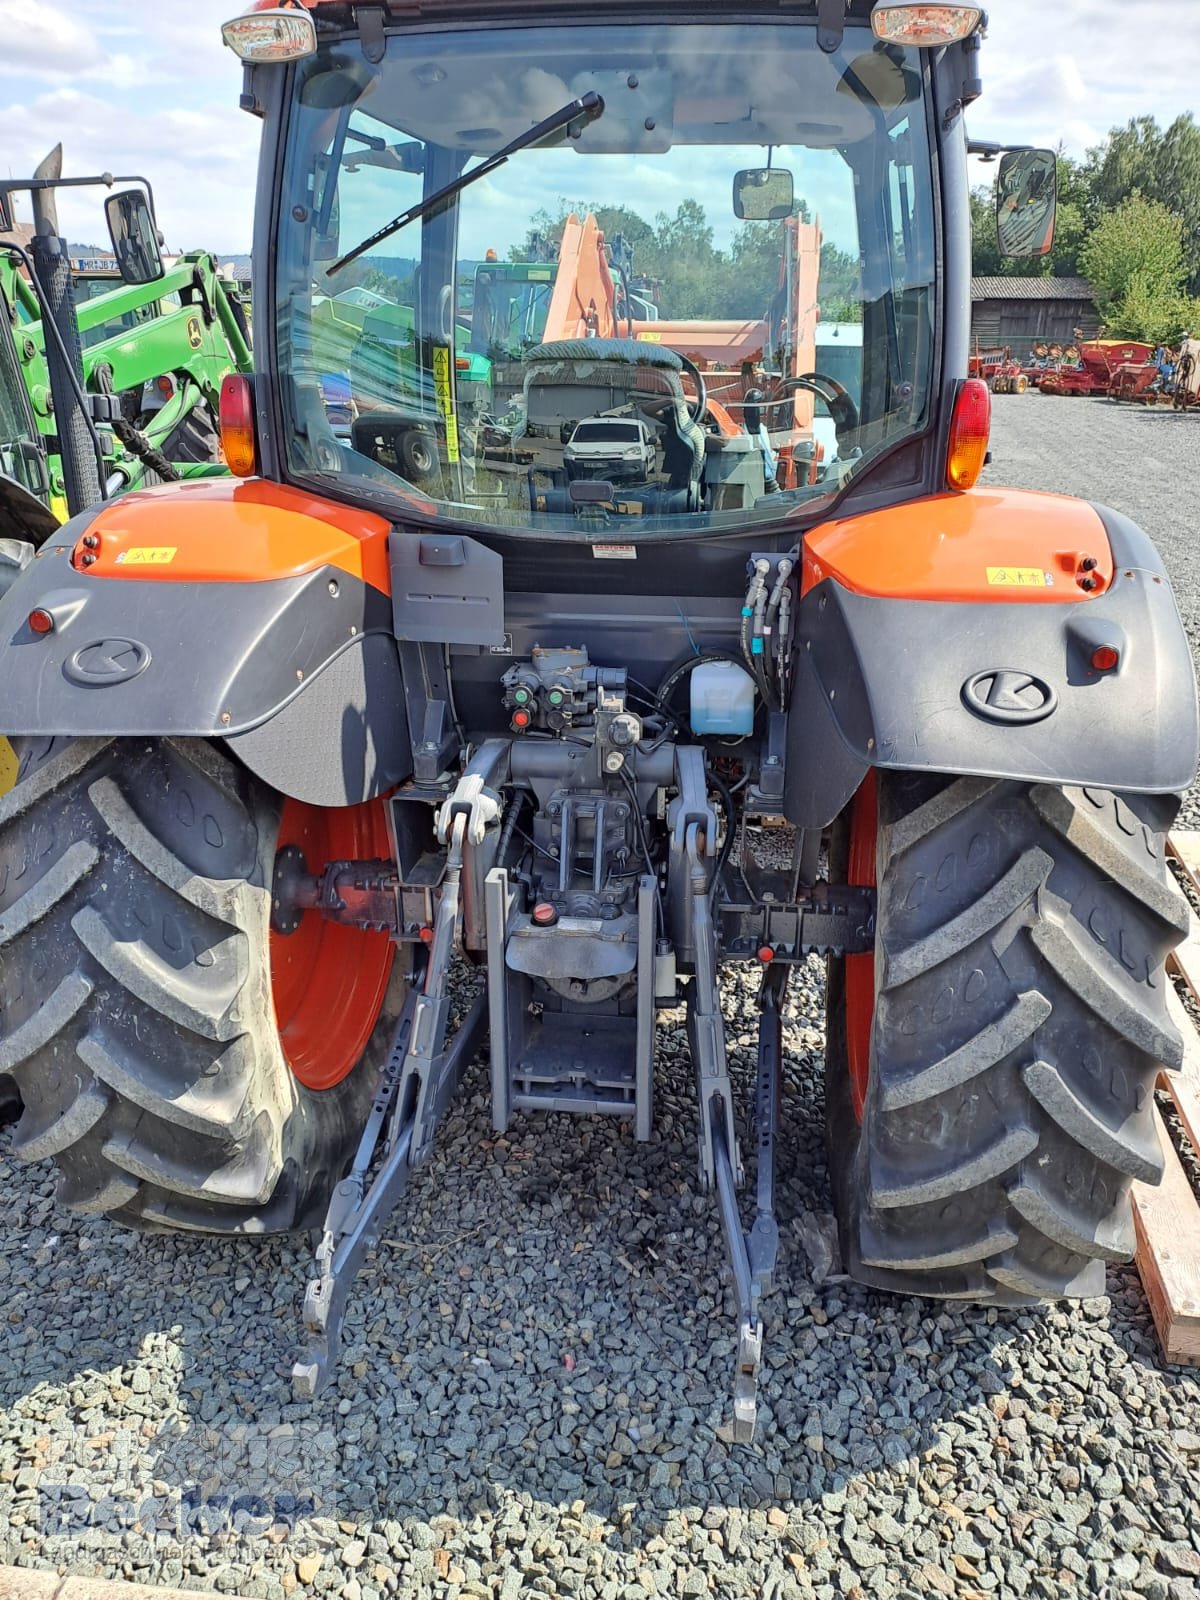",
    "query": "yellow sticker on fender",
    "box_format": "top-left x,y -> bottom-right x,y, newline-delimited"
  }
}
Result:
116,547 -> 178,566
986,566 -> 1052,588
0,737 -> 17,798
